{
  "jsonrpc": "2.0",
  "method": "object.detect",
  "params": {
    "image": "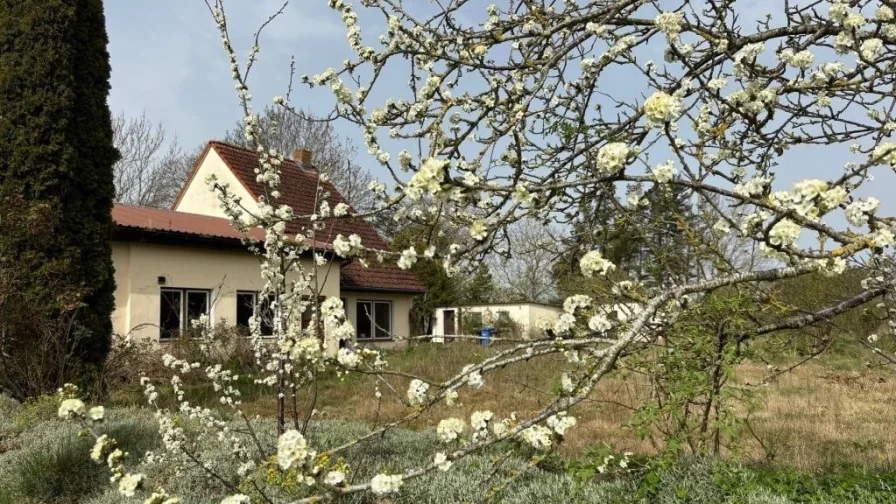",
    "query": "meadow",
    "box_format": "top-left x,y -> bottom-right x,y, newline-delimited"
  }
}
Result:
3,337 -> 893,503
